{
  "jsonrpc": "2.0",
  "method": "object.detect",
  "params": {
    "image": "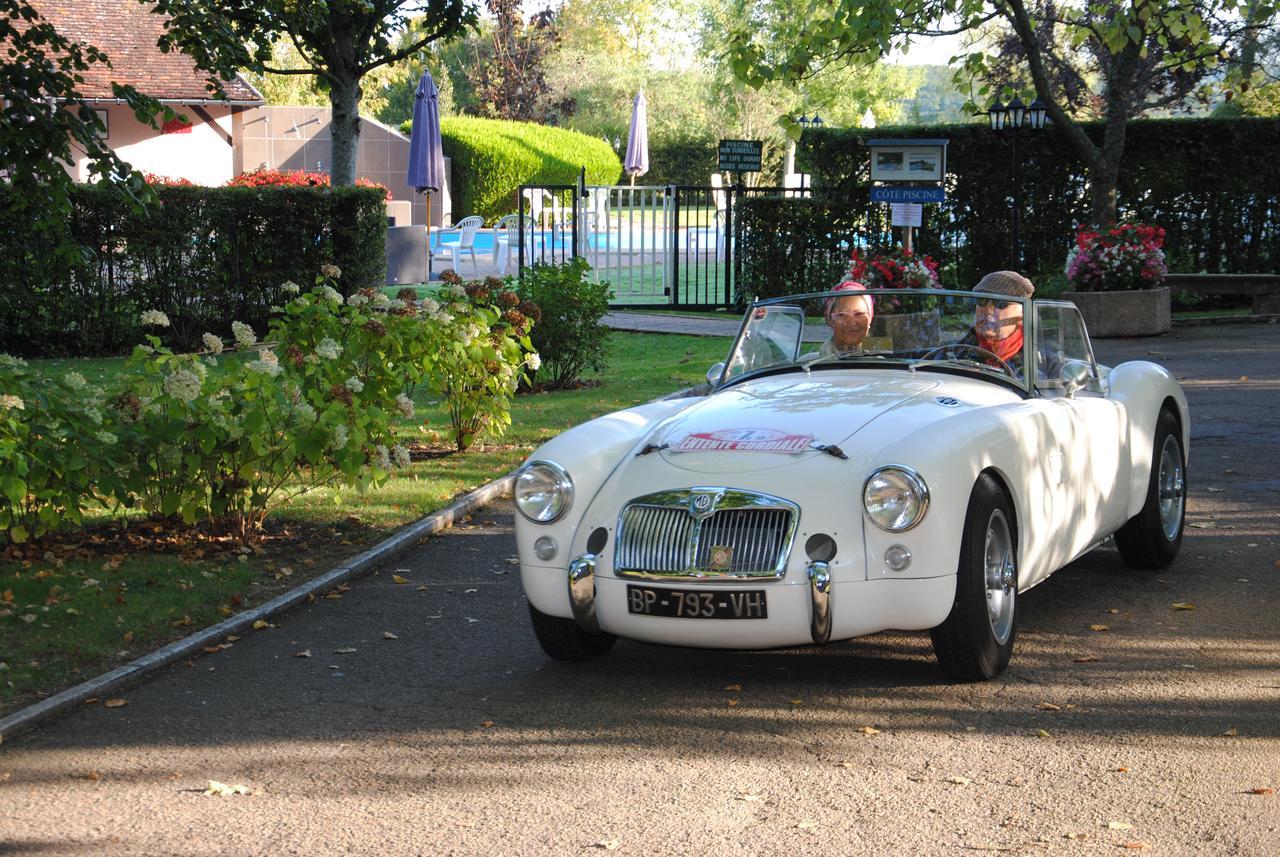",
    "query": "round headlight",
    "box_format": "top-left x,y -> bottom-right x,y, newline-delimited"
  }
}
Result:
863,466 -> 929,532
514,460 -> 573,523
